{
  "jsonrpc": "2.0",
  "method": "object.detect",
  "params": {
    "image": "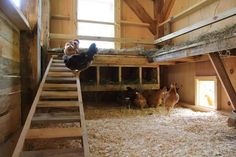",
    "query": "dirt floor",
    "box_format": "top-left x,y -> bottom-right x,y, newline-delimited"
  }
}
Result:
85,102 -> 236,157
